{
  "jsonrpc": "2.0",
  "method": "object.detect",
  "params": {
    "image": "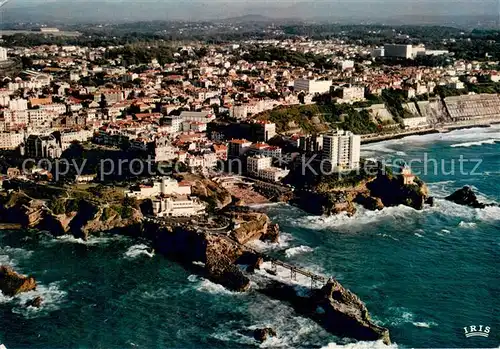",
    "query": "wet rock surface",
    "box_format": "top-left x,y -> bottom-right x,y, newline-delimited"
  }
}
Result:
253,327 -> 277,342
0,265 -> 37,297
445,186 -> 495,209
